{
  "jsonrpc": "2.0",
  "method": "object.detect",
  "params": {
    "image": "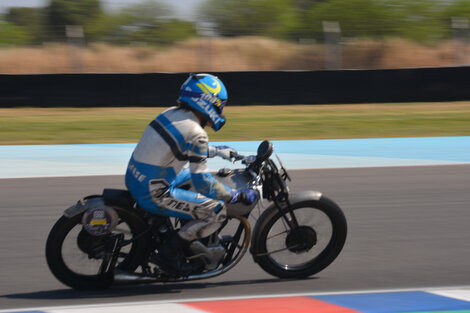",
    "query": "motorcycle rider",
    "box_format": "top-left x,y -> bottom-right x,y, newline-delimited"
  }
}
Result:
125,73 -> 257,275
